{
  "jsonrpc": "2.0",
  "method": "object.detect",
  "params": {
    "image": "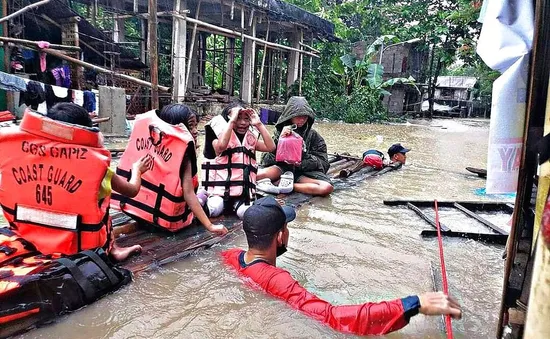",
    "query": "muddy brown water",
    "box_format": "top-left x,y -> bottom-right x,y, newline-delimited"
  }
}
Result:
14,118 -> 510,339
